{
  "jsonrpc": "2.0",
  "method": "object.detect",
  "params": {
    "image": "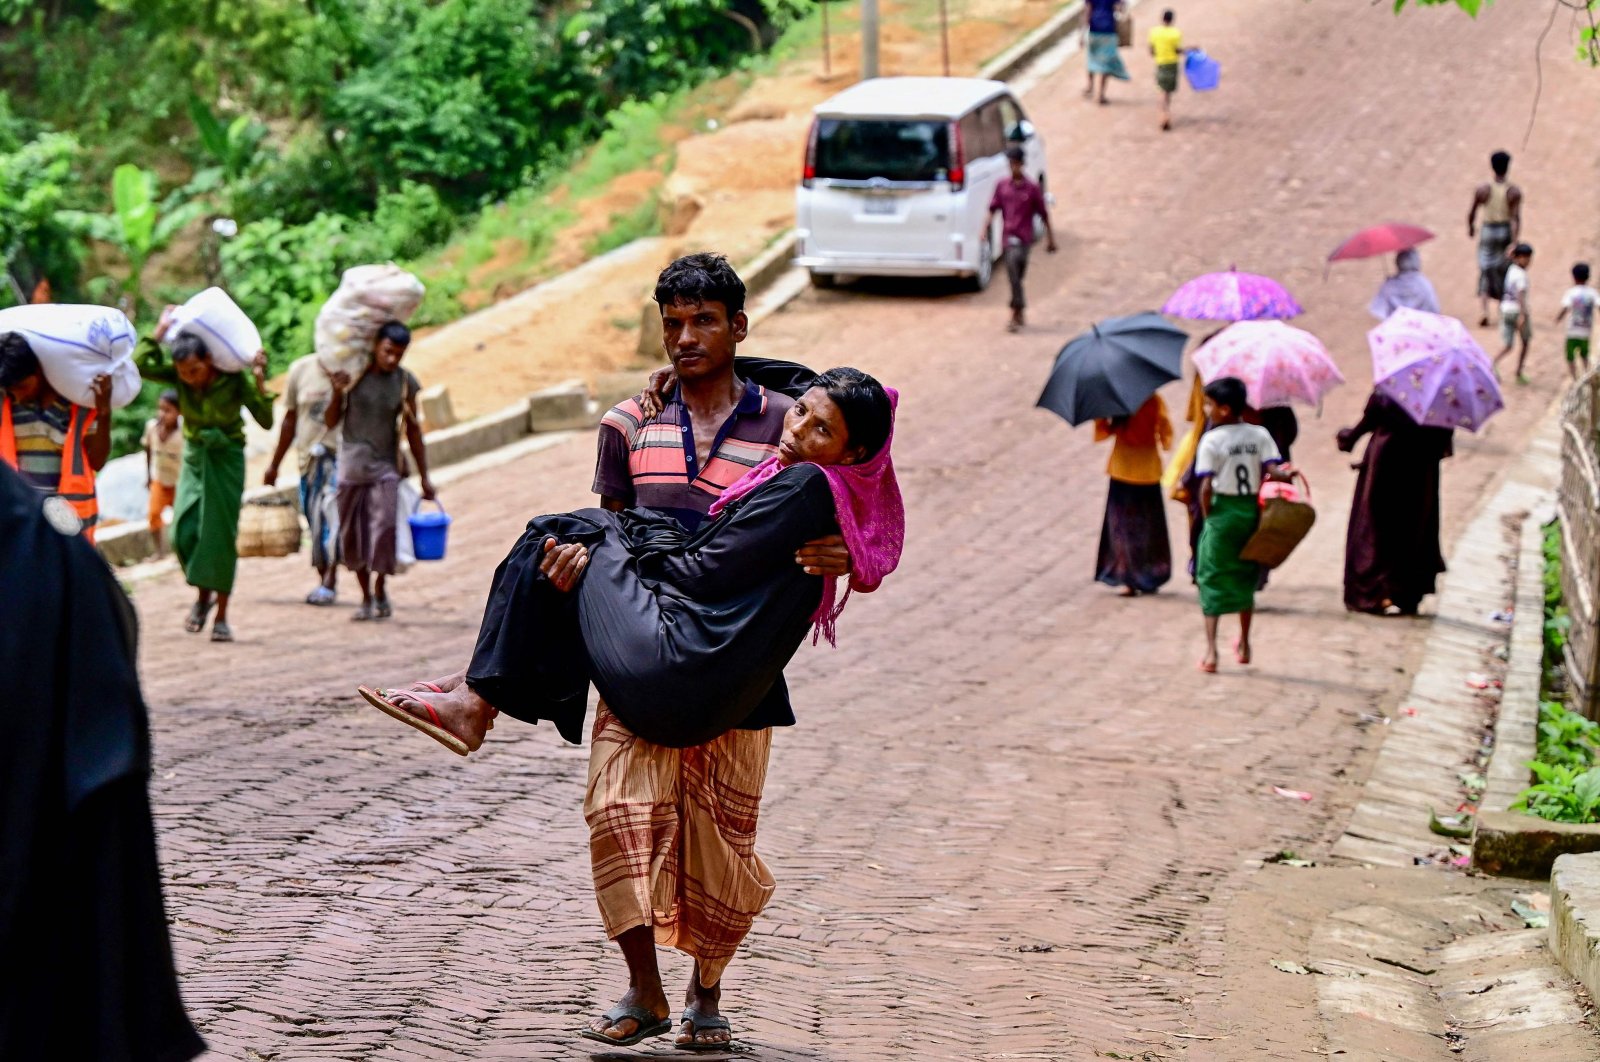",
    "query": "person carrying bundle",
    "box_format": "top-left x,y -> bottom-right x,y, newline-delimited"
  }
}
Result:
0,332 -> 114,541
324,321 -> 435,621
137,307 -> 274,643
